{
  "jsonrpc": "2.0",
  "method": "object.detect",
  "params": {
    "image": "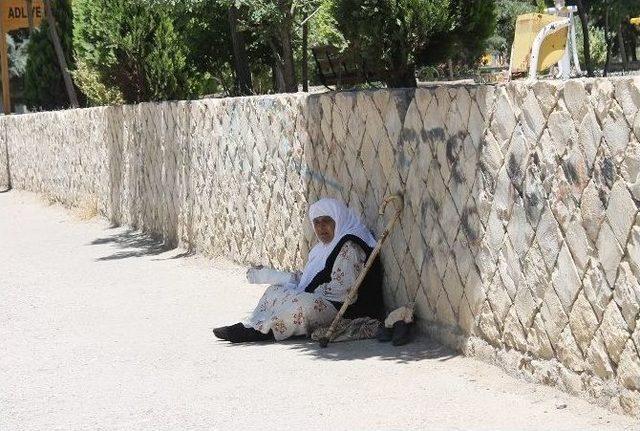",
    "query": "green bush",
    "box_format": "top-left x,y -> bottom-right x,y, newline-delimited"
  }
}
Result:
71,59 -> 124,106
73,0 -> 202,104
173,0 -> 237,95
23,0 -> 75,110
575,21 -> 607,70
309,0 -> 346,49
